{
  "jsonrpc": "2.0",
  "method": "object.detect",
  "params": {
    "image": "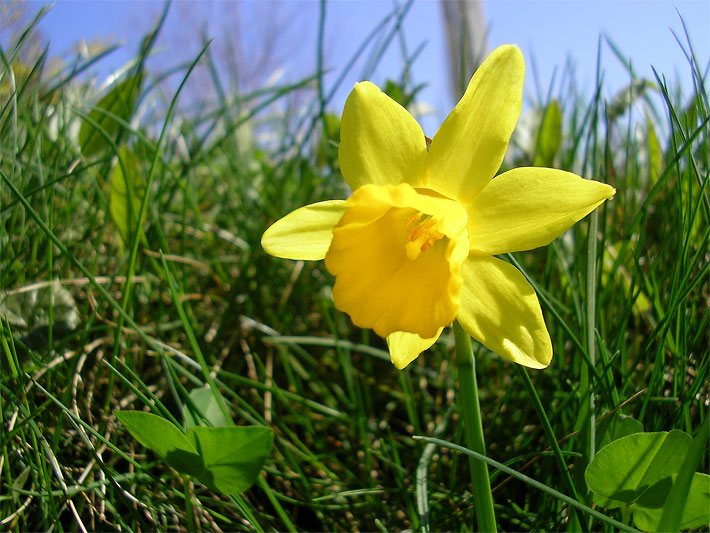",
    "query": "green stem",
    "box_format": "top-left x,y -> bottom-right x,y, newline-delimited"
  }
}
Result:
453,321 -> 496,532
